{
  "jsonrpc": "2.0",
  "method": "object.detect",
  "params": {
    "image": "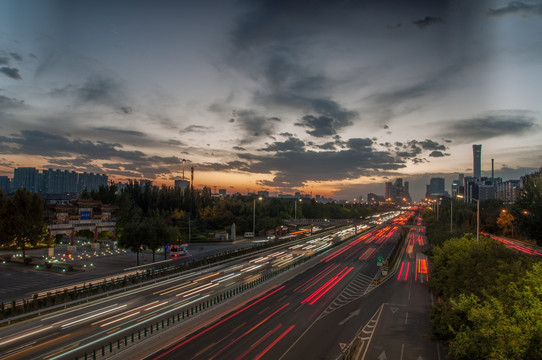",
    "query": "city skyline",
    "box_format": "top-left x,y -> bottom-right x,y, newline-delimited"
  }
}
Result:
1,1 -> 541,201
